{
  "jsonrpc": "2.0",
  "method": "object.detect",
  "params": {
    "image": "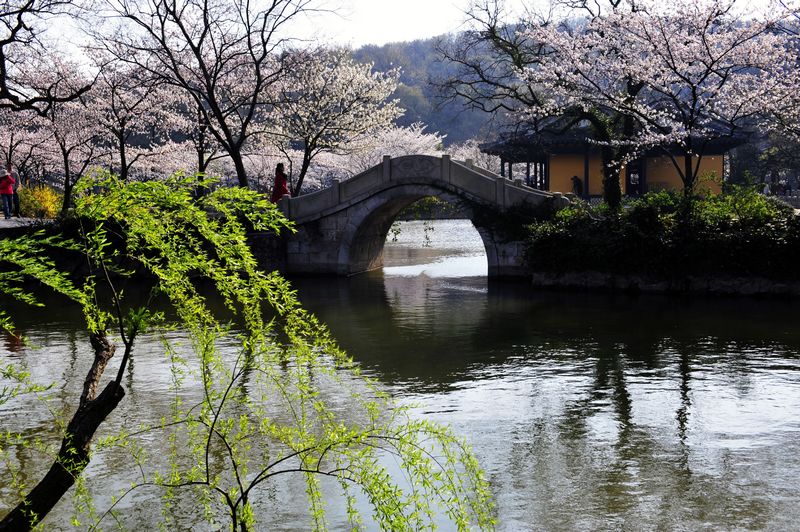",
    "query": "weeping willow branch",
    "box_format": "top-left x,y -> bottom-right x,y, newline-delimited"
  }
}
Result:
1,173 -> 495,531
